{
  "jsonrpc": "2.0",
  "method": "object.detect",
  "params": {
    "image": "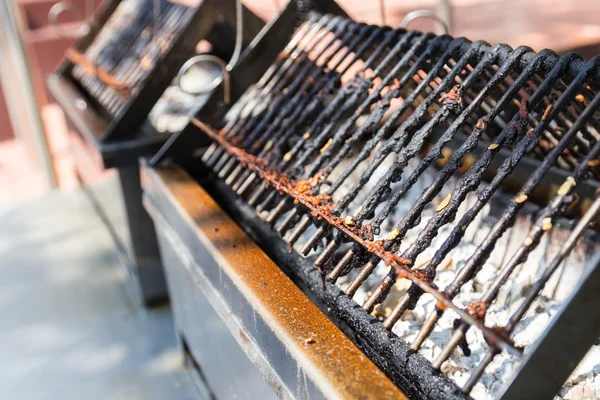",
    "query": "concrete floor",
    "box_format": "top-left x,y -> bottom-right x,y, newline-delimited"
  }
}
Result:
0,189 -> 199,400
